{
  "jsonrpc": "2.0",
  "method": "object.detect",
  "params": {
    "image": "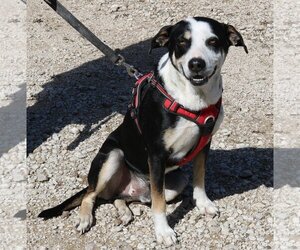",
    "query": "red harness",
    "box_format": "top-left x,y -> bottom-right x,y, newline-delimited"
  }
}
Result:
129,72 -> 222,166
